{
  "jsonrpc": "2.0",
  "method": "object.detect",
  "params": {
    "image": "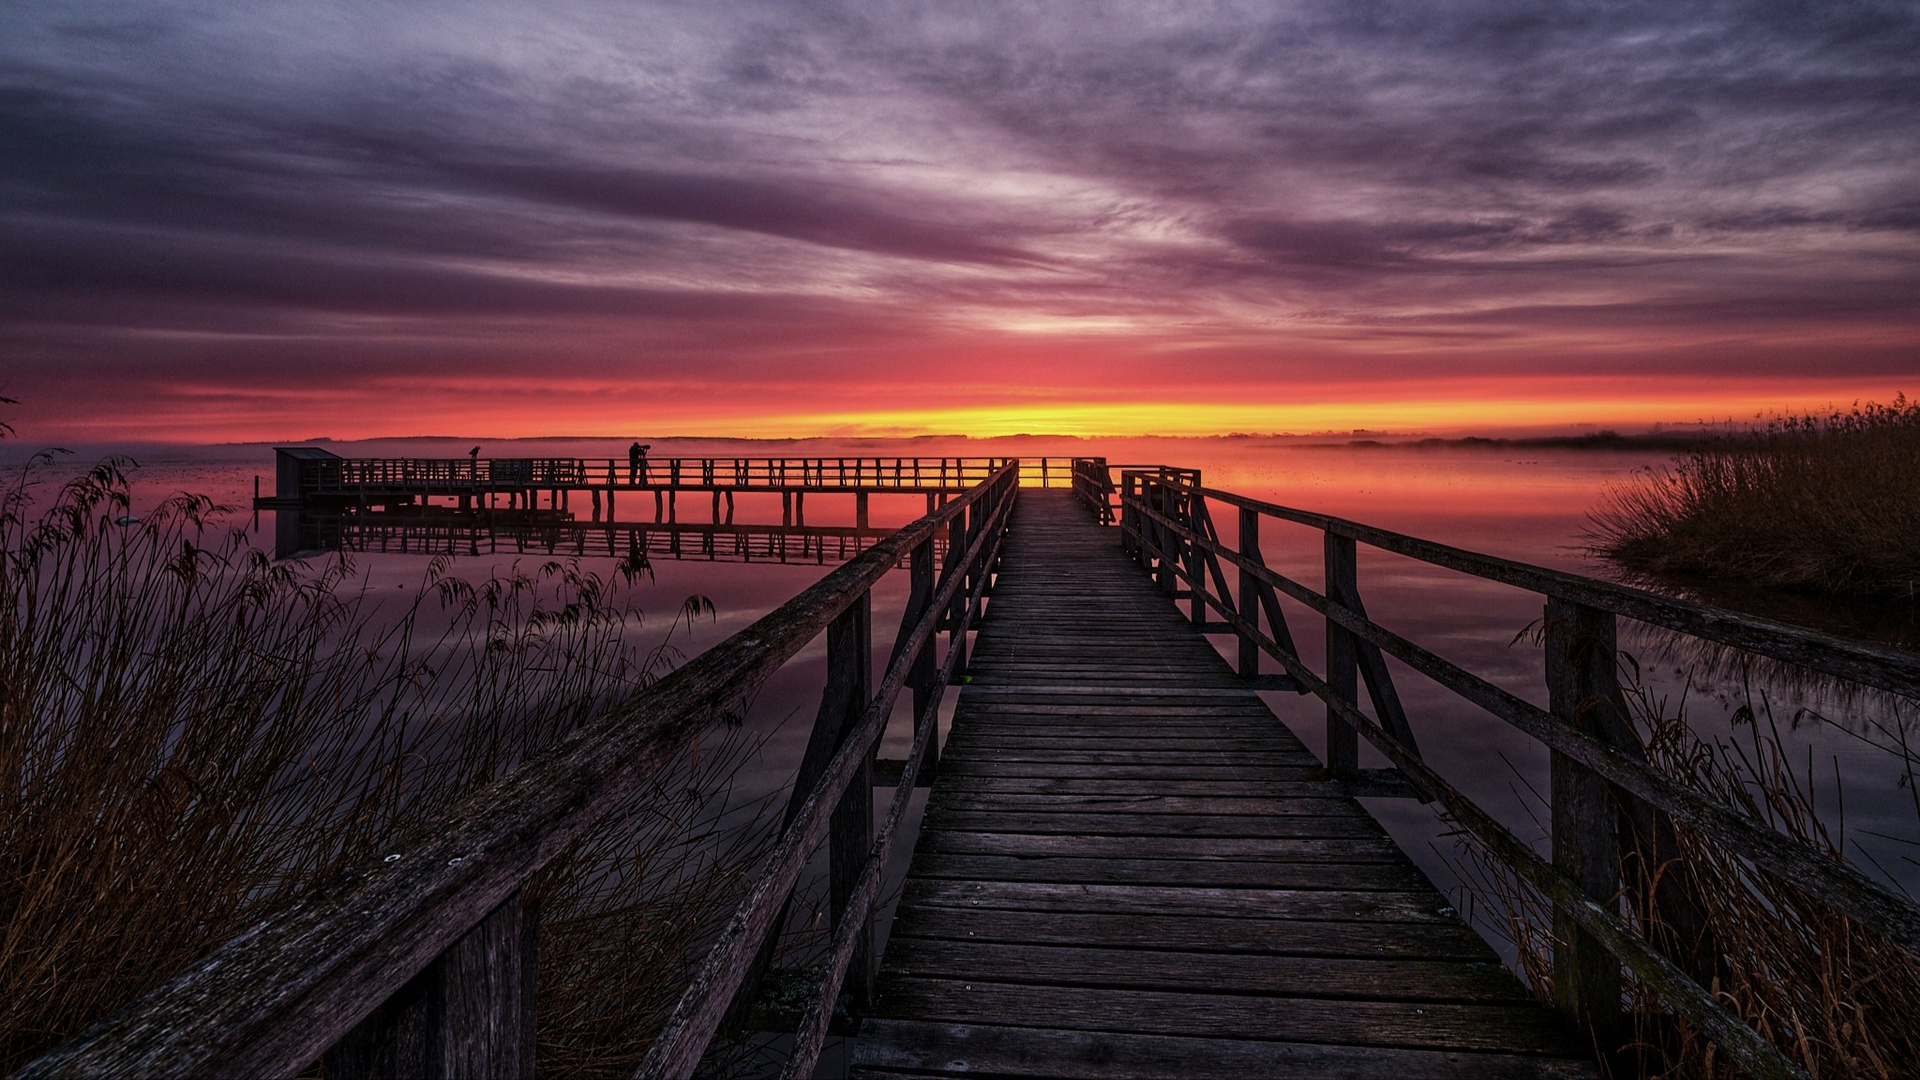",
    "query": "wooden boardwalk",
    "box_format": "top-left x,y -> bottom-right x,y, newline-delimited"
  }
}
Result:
852,489 -> 1598,1078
